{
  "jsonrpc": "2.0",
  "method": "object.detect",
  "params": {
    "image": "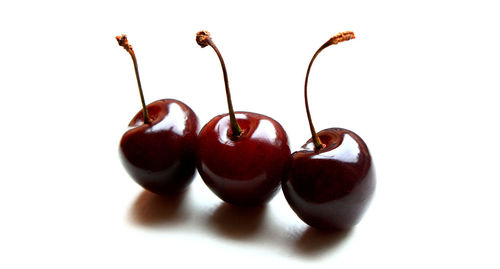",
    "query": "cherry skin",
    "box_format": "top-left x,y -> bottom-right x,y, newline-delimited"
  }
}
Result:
197,112 -> 290,205
120,99 -> 199,195
282,128 -> 375,229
